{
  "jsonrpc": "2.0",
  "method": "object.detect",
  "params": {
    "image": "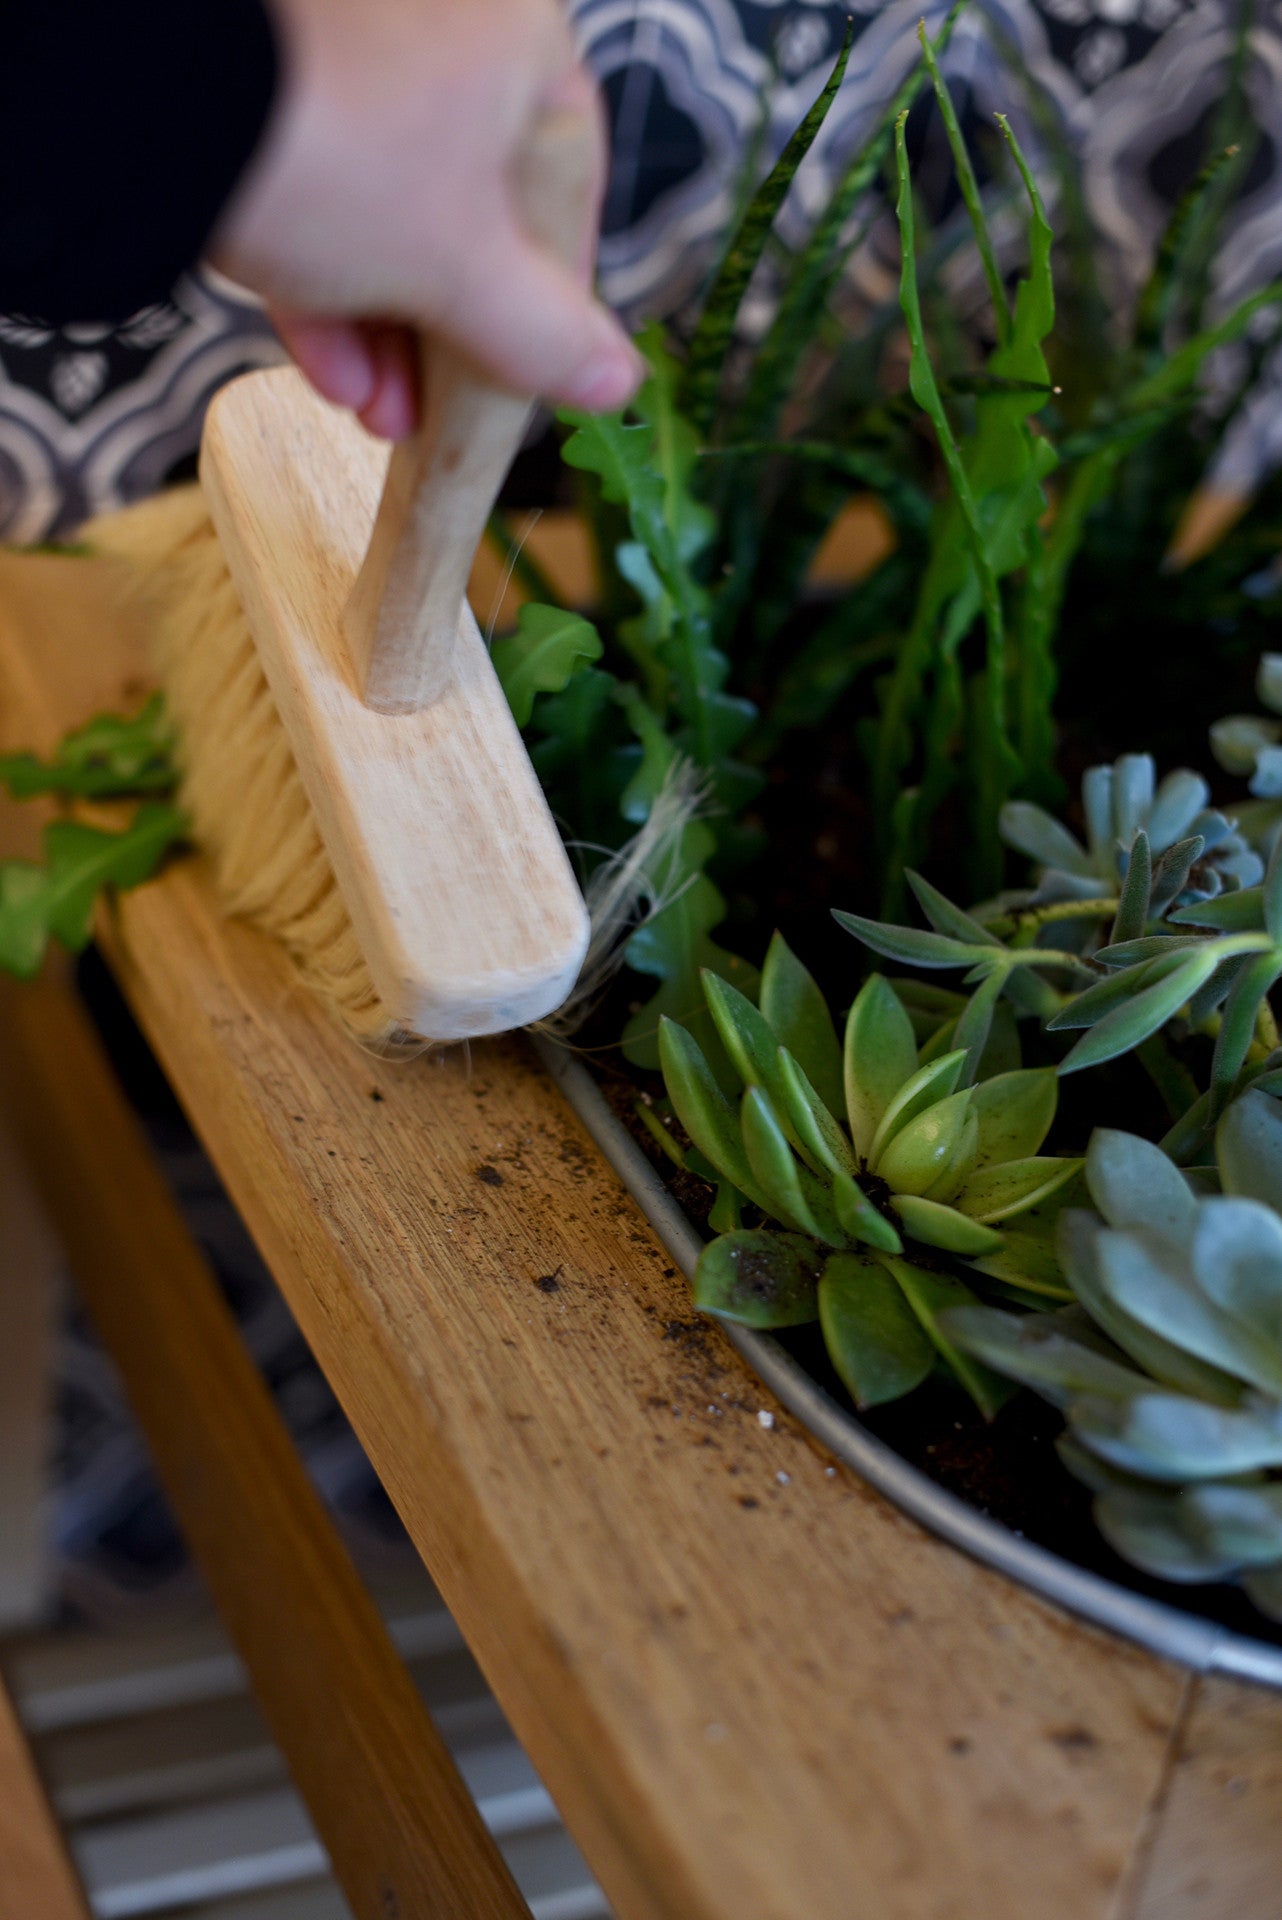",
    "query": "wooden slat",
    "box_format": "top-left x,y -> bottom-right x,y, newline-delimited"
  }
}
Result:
1127,1673 -> 1282,1918
0,1119 -> 59,1628
0,967 -> 531,1920
0,1672 -> 92,1920
0,544 -> 1202,1919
